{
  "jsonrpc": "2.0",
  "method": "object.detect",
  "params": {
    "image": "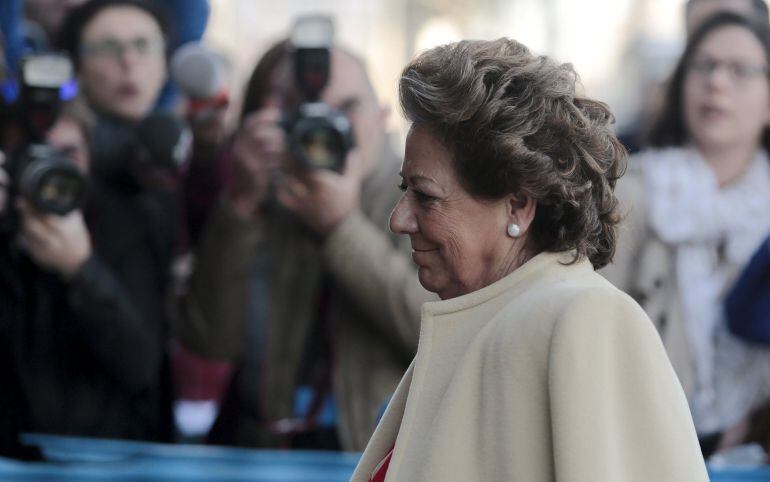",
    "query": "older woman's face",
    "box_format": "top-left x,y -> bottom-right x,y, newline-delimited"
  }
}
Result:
390,126 -> 519,300
683,25 -> 770,154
